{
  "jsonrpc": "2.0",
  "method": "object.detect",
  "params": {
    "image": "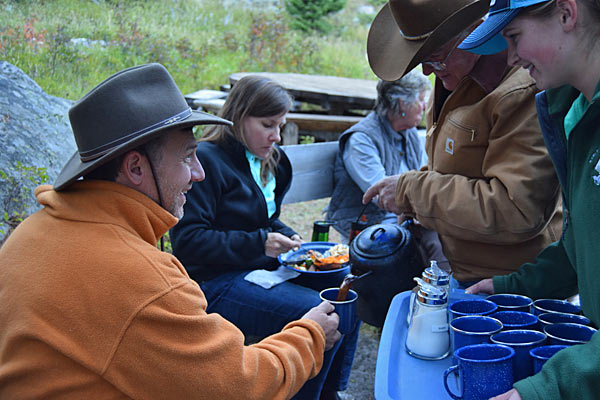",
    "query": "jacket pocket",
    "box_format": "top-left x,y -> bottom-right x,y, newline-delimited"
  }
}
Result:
433,116 -> 487,177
